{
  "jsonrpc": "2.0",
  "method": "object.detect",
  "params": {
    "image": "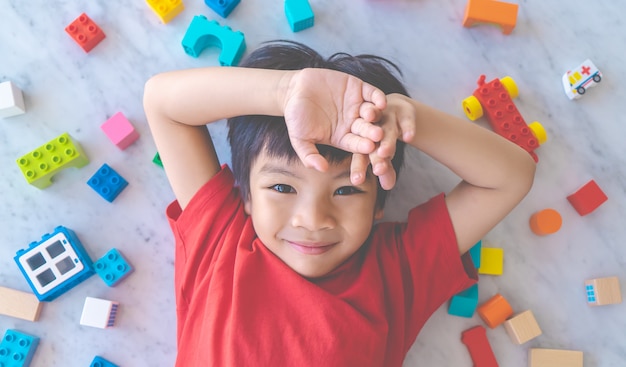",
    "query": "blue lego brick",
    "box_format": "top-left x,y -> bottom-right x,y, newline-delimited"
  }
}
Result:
90,356 -> 119,367
87,163 -> 128,202
14,226 -> 94,302
284,0 -> 314,32
0,329 -> 40,367
204,0 -> 240,18
94,248 -> 134,287
181,15 -> 246,66
448,284 -> 479,318
469,240 -> 482,269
